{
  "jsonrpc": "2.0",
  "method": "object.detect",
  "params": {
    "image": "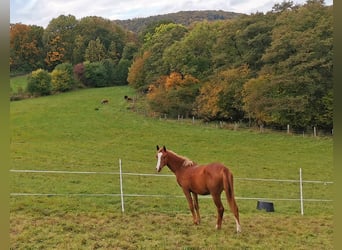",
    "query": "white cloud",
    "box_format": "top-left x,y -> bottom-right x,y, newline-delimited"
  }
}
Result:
10,0 -> 333,28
